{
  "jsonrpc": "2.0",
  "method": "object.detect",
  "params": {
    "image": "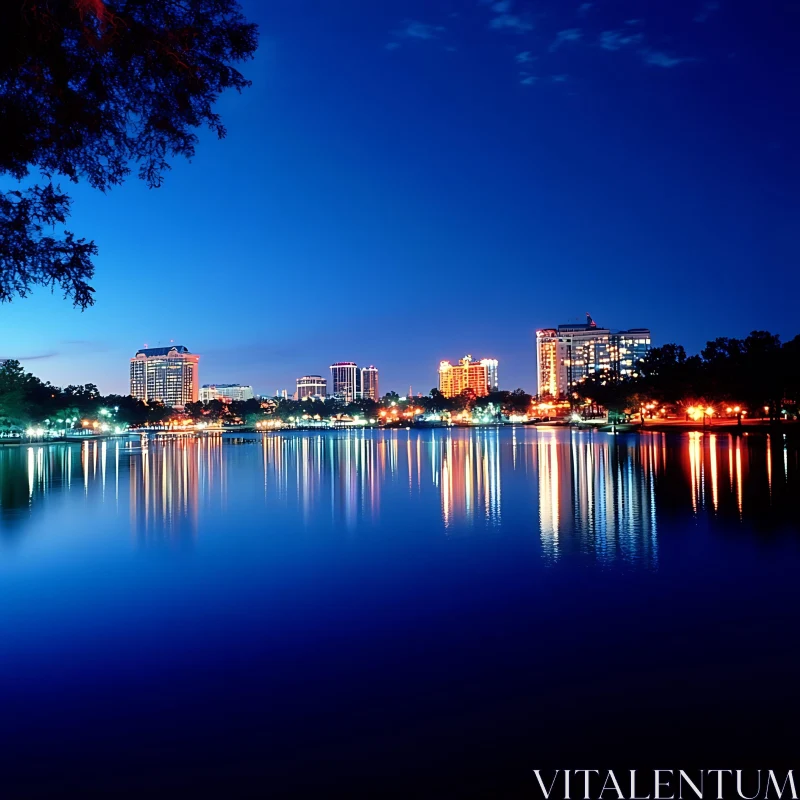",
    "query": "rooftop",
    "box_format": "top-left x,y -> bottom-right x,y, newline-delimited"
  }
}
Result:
135,345 -> 191,357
